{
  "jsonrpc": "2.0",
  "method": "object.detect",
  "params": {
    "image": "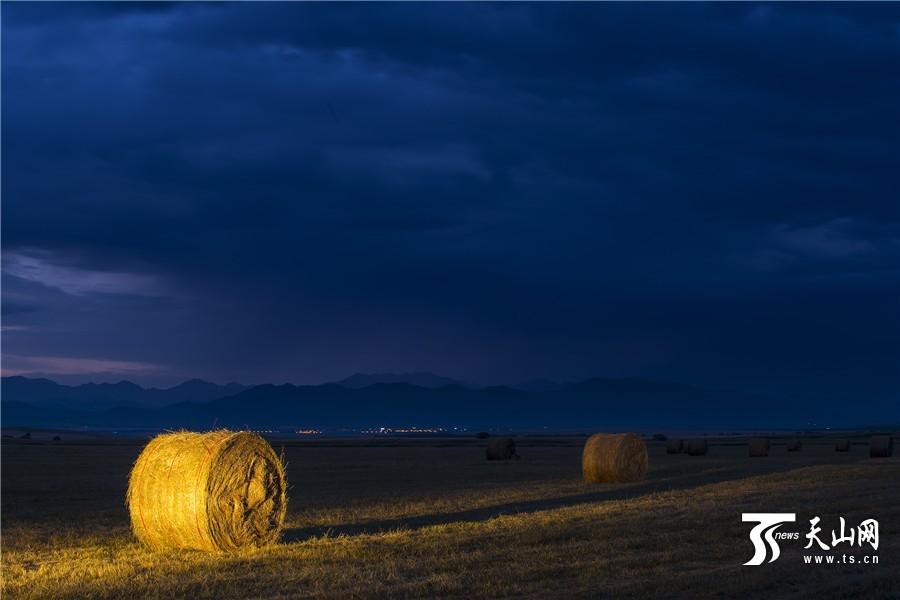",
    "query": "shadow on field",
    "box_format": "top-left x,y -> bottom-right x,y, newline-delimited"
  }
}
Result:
282,458 -> 851,542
